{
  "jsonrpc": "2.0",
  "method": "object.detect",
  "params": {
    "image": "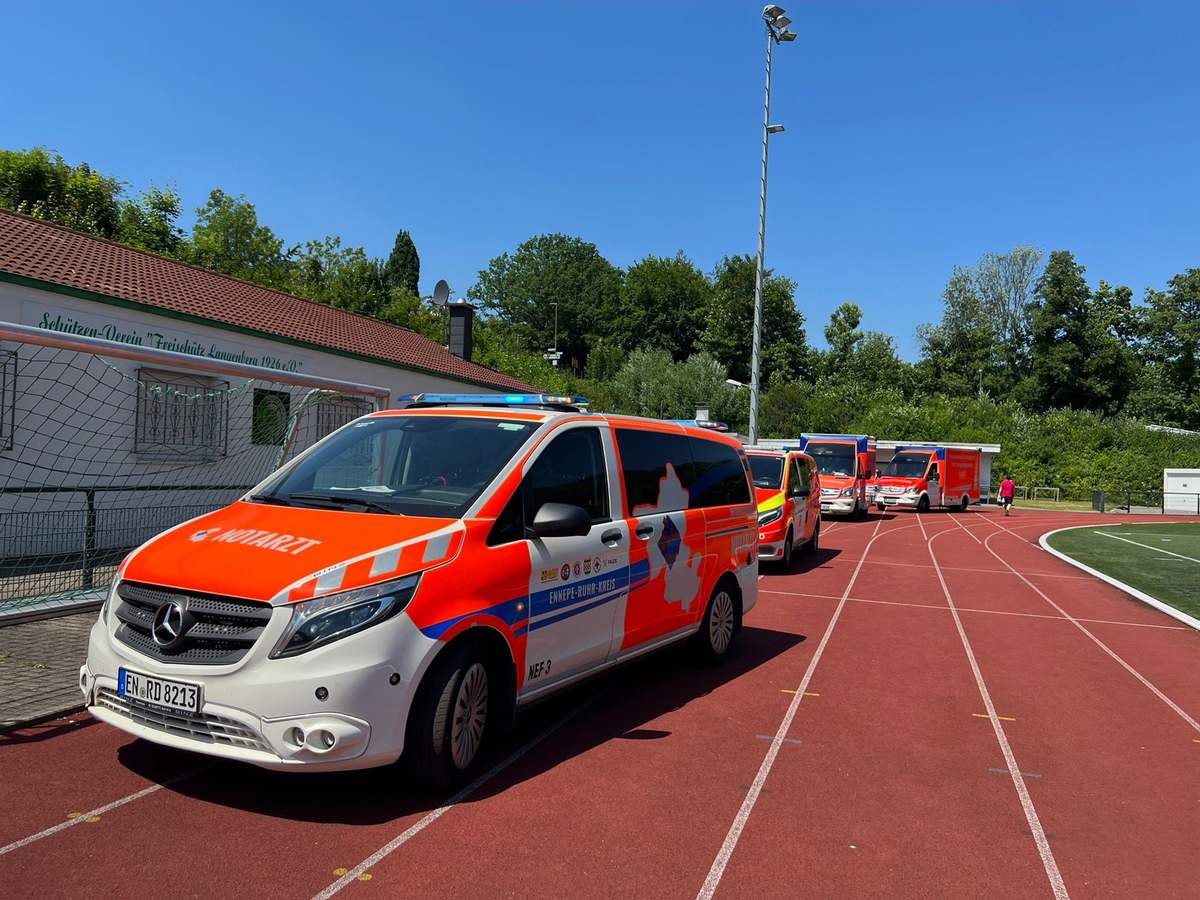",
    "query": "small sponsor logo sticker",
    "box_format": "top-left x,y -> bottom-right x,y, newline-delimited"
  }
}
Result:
541,567 -> 560,583
574,562 -> 581,576
583,558 -> 592,574
560,564 -> 570,582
